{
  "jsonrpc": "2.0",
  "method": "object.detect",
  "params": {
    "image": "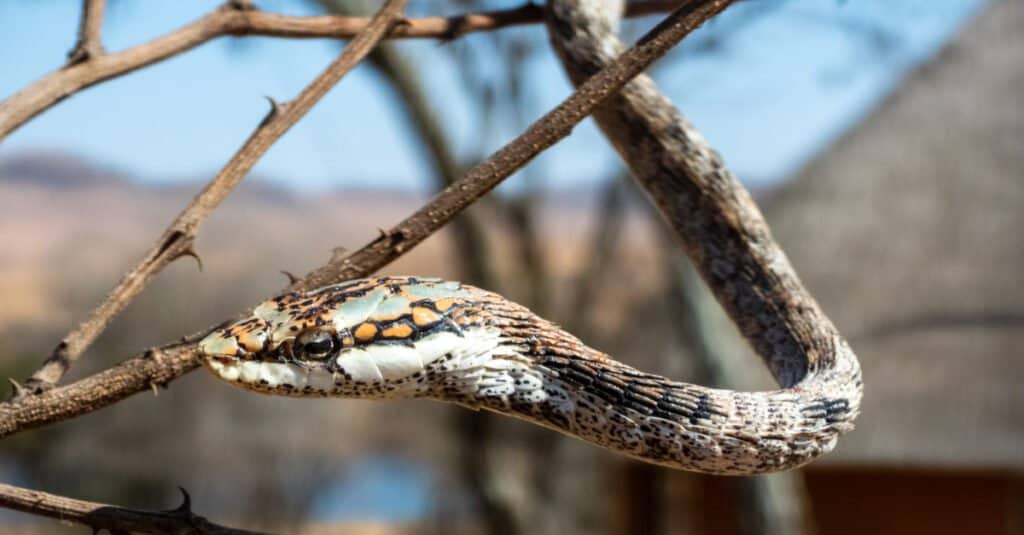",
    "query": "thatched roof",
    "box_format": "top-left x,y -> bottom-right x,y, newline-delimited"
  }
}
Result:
762,0 -> 1024,469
